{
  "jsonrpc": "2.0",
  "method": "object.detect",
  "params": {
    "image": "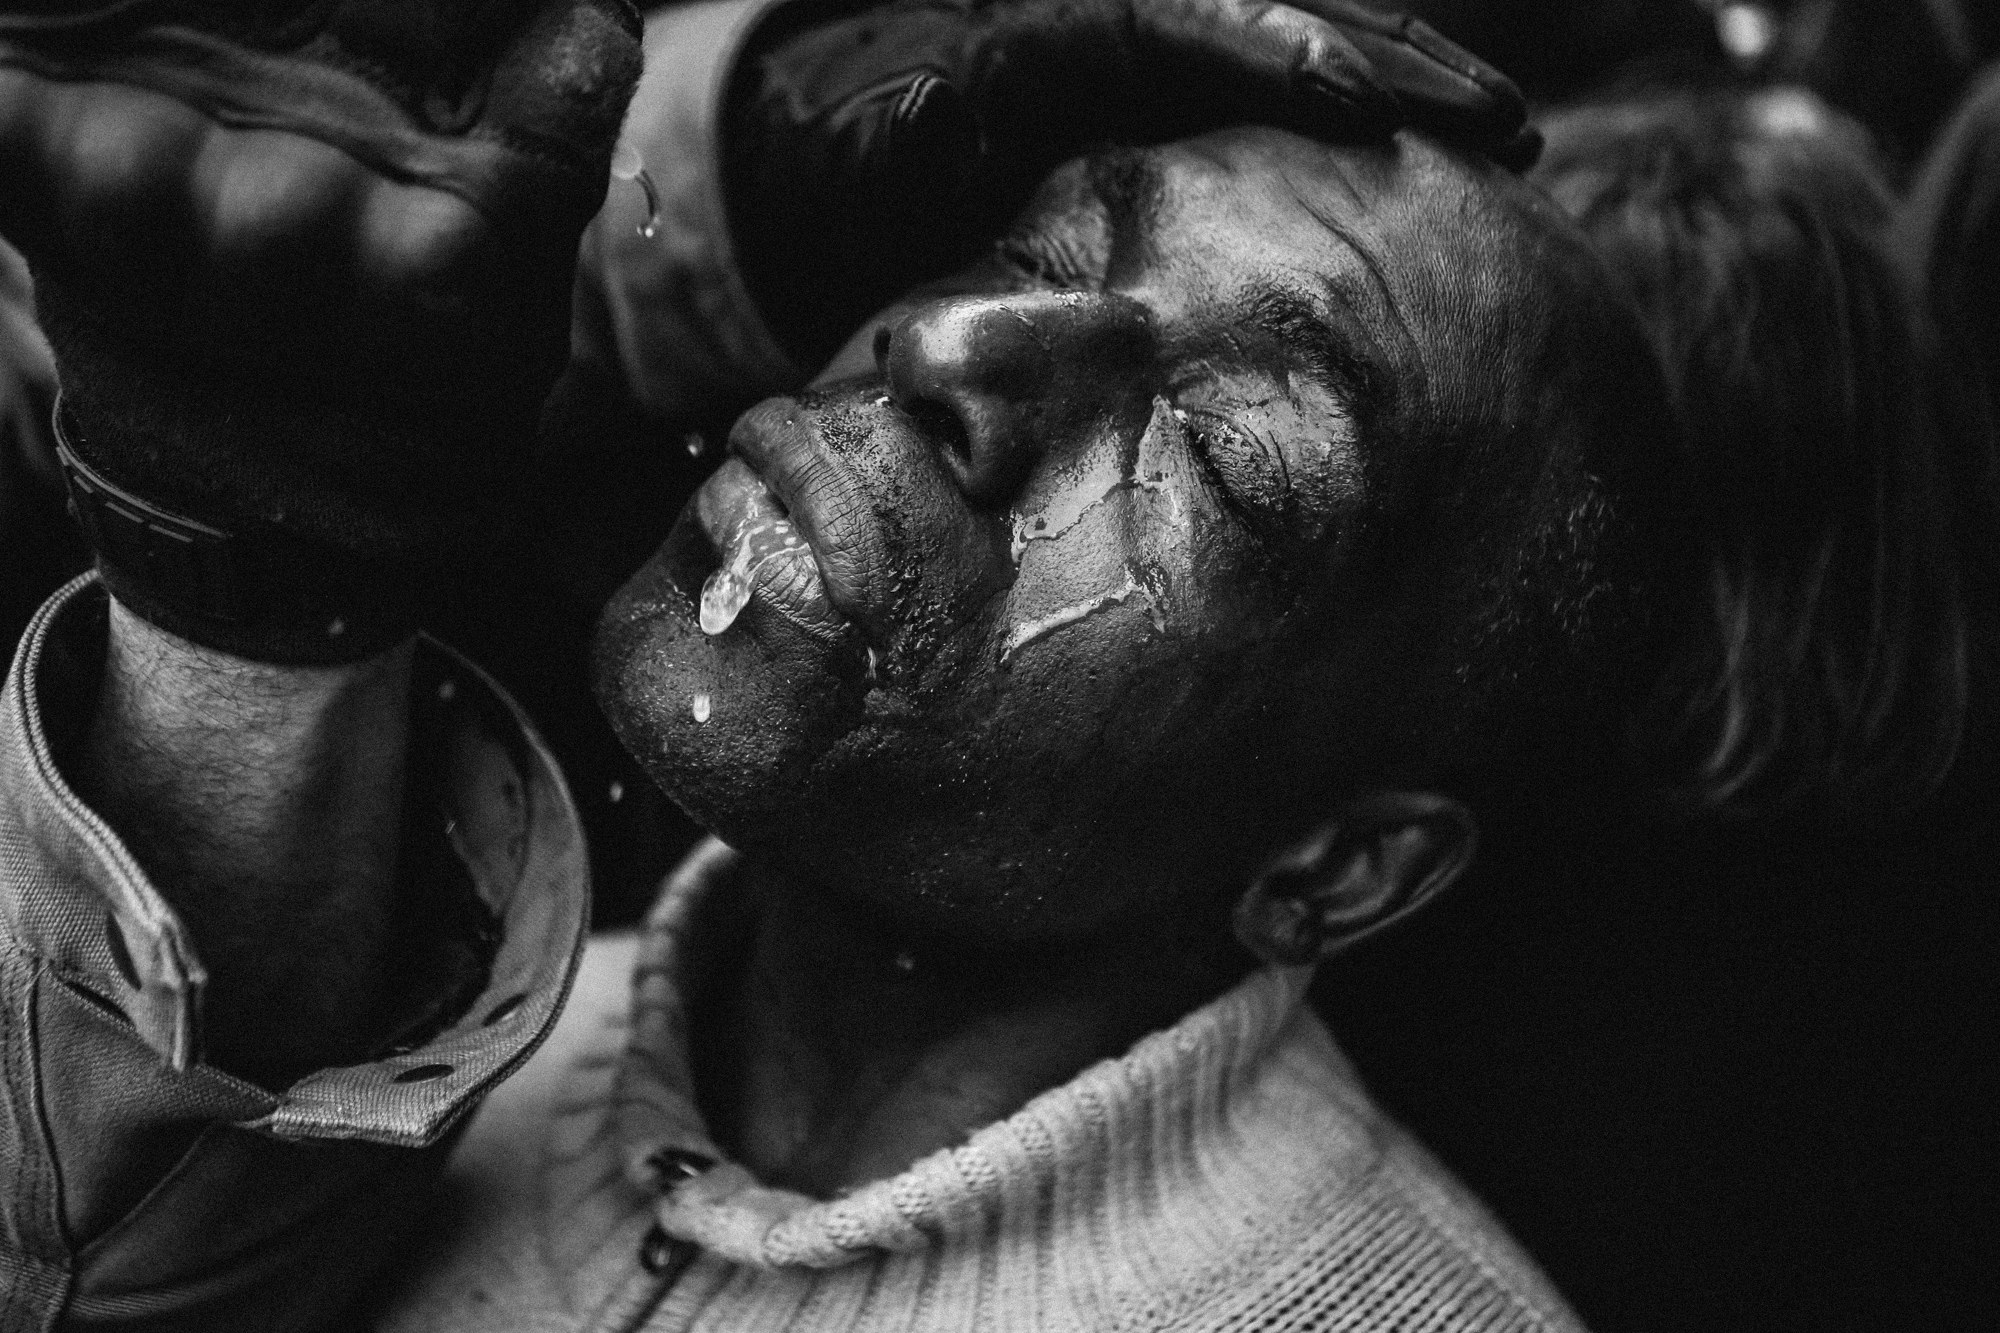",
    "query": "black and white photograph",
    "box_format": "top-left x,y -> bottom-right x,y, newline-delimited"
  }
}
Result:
0,1 -> 1993,1329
